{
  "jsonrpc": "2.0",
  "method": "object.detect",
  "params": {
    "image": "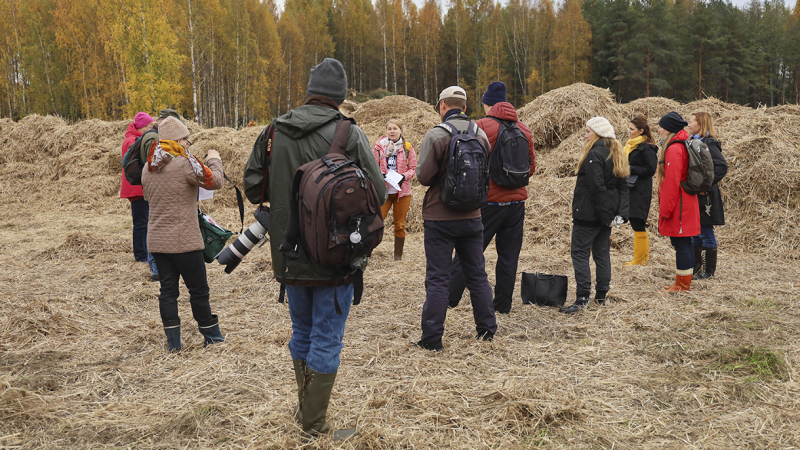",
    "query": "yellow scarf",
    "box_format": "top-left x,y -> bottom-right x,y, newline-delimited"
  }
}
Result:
148,140 -> 215,188
623,135 -> 647,157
